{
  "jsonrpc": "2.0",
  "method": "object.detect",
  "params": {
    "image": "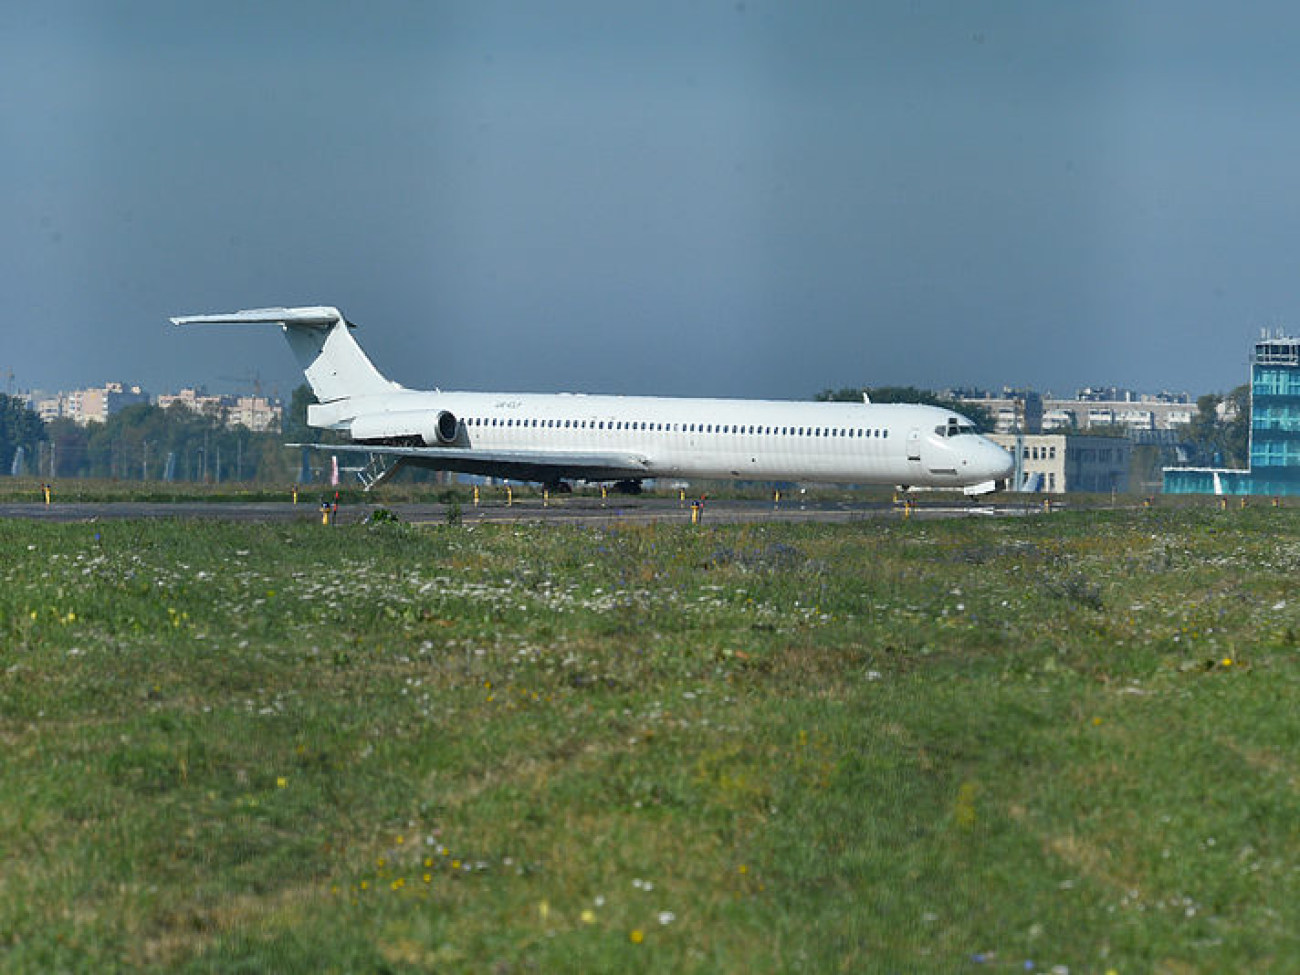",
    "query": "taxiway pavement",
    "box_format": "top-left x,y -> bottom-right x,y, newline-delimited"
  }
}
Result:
0,497 -> 1032,526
